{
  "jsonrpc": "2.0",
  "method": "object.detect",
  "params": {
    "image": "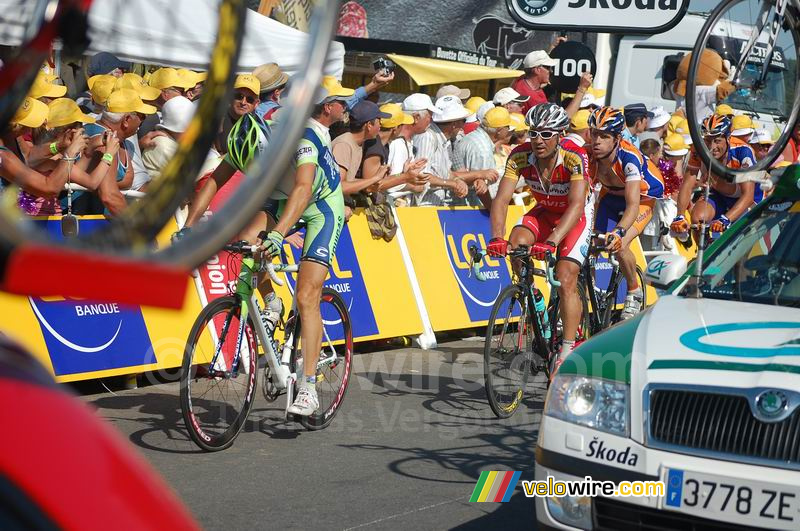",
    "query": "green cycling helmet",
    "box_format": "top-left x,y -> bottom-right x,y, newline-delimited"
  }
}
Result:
227,112 -> 271,172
